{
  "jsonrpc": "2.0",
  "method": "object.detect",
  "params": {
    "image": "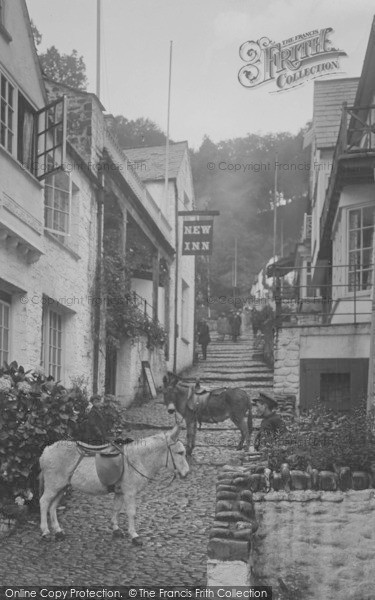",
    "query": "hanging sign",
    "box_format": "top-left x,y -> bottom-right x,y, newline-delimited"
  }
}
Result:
182,219 -> 214,255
